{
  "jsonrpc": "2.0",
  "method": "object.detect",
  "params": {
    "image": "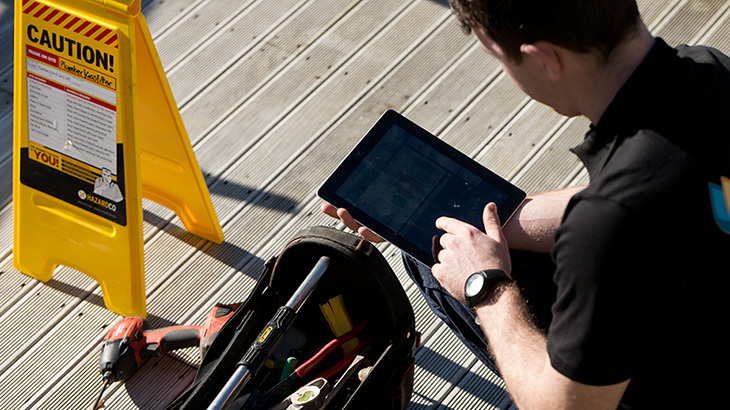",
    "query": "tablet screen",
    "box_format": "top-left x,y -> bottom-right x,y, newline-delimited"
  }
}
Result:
319,110 -> 525,266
